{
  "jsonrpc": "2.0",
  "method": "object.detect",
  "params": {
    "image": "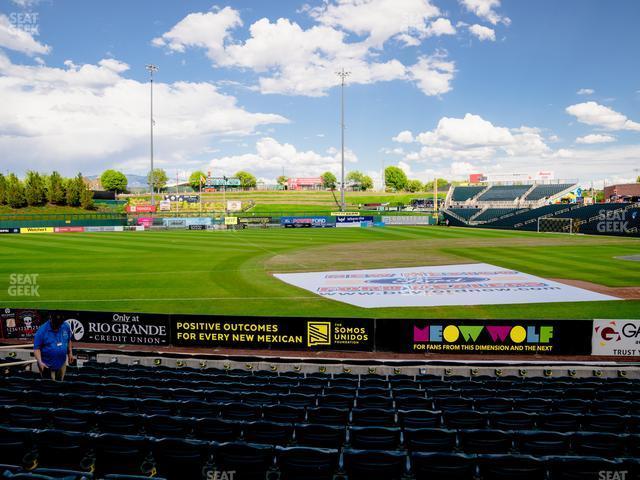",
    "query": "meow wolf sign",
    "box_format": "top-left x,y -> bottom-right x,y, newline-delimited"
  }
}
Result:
274,263 -> 617,308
